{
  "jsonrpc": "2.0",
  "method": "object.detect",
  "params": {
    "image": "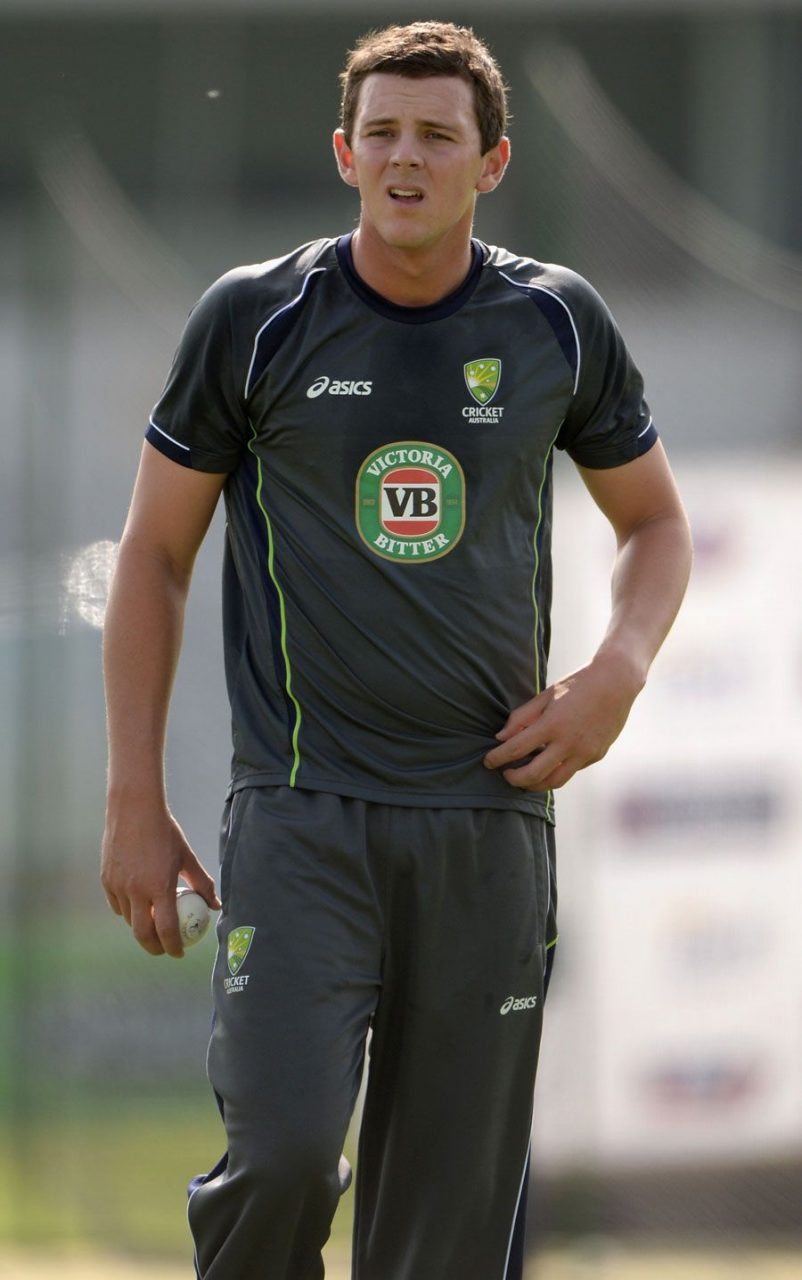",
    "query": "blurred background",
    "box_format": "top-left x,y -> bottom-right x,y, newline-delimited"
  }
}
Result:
2,0 -> 801,1275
